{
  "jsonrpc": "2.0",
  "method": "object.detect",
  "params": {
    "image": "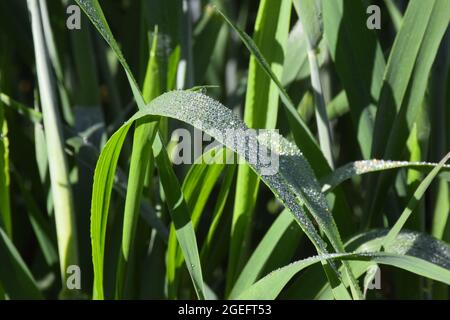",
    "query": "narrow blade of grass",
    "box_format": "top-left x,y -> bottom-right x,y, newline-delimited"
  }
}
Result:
382,152 -> 450,249
0,96 -> 11,237
168,148 -> 230,297
27,0 -> 79,286
227,0 -> 291,292
0,93 -> 42,123
307,229 -> 450,299
13,170 -> 58,266
0,228 -> 42,299
115,28 -> 161,299
216,7 -> 330,176
322,0 -> 385,159
229,209 -> 294,298
321,159 -> 450,193
294,0 -> 334,167
101,90 -> 361,298
76,0 -> 205,299
367,0 -> 450,227
237,251 -> 450,300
